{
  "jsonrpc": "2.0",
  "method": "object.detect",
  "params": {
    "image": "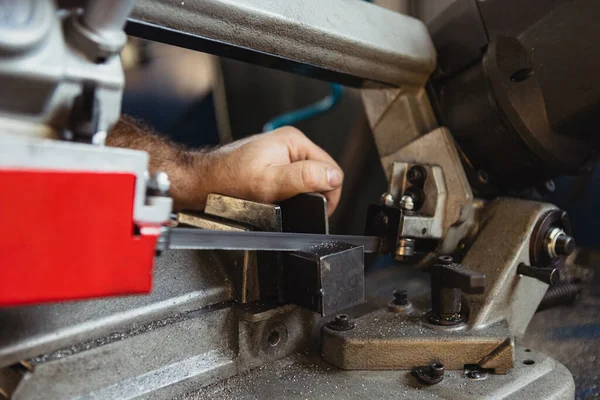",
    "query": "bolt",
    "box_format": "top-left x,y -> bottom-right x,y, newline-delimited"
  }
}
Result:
555,234 -> 576,256
438,255 -> 453,265
399,195 -> 415,211
407,166 -> 426,184
393,289 -> 409,306
537,281 -> 584,312
380,192 -> 395,207
429,363 -> 445,378
327,314 -> 355,331
517,263 -> 560,285
545,227 -> 575,258
467,369 -> 487,380
147,171 -> 171,194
